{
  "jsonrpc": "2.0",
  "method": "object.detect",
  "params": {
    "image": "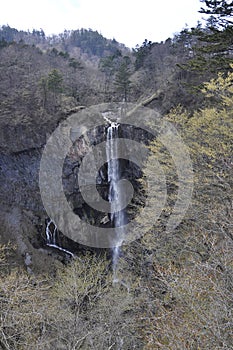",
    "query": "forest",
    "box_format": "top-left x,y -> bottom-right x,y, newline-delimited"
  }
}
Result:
0,0 -> 232,349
